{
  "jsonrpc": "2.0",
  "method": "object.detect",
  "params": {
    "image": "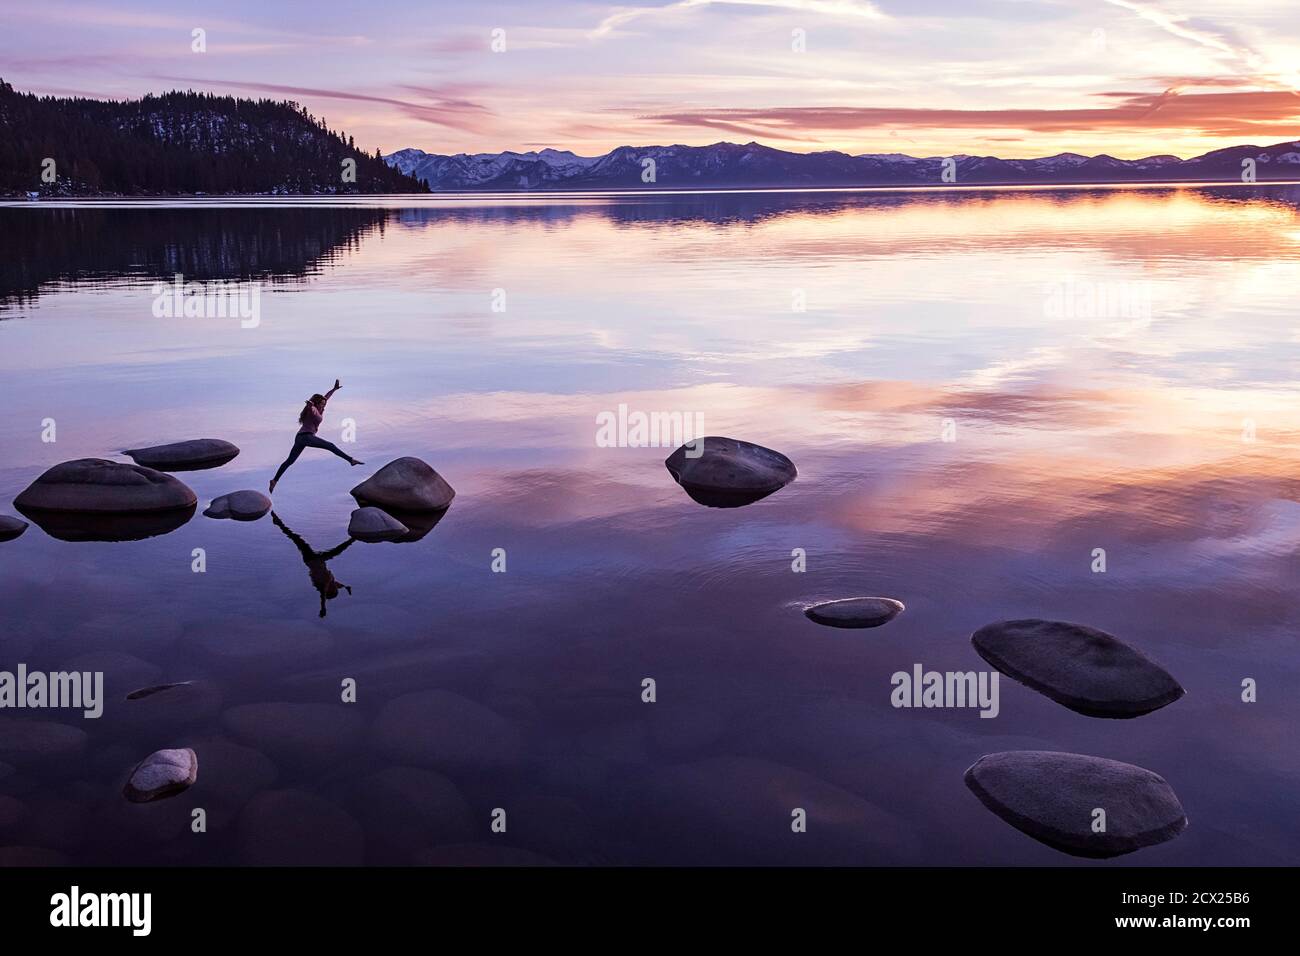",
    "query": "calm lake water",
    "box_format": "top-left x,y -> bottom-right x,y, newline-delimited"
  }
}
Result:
0,185 -> 1297,866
